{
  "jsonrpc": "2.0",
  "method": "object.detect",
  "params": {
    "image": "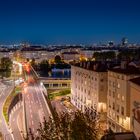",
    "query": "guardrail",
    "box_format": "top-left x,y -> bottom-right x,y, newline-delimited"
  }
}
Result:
8,93 -> 22,120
